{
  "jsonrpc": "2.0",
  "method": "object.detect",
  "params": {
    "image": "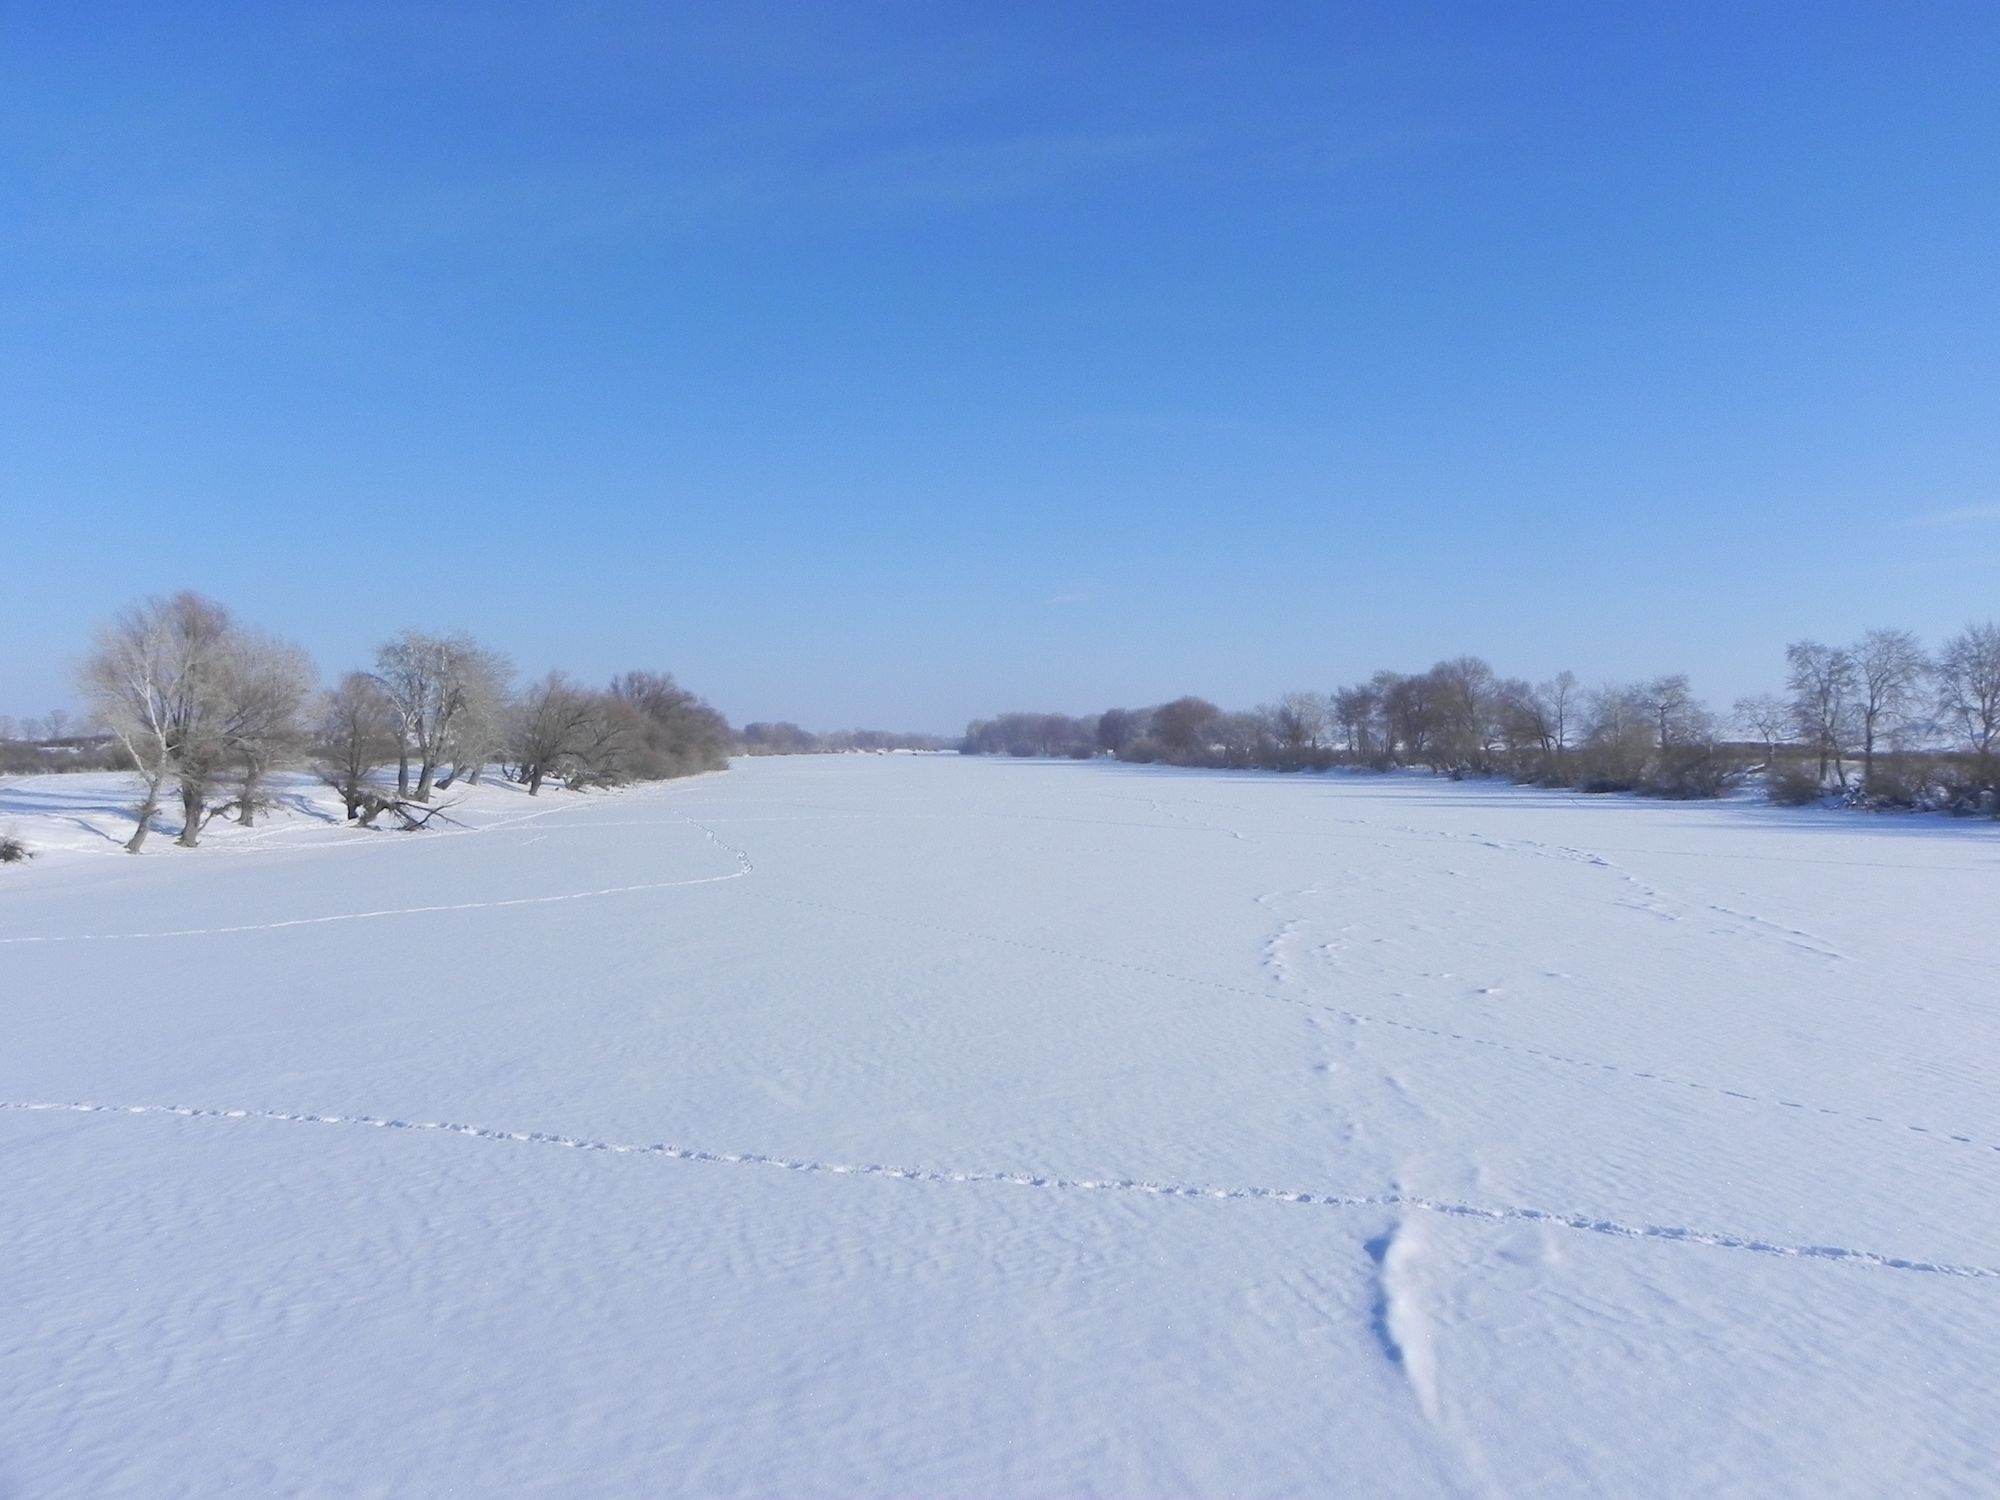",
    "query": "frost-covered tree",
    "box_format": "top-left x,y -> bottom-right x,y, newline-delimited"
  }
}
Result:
438,650 -> 511,789
77,592 -> 243,850
372,631 -> 513,801
225,630 -> 318,825
78,597 -> 203,851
